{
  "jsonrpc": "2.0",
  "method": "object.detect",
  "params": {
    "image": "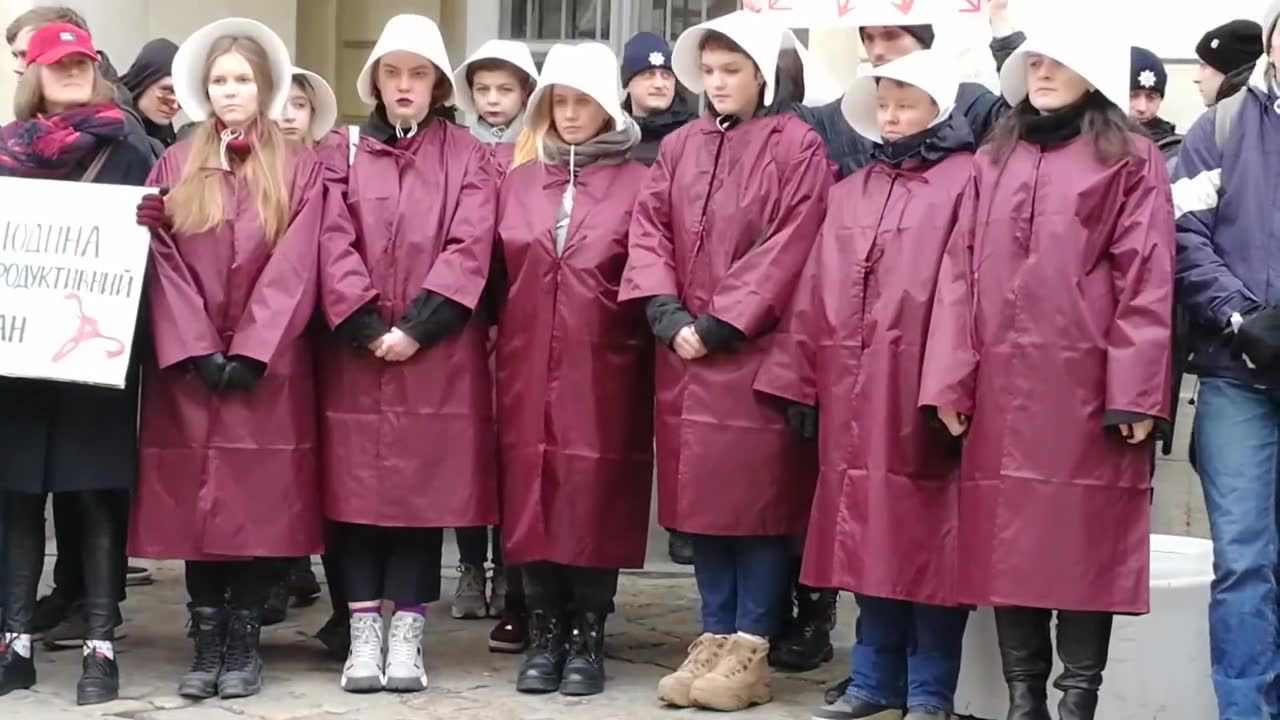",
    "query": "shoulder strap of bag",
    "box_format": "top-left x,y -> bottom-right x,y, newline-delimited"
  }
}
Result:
79,145 -> 112,183
348,125 -> 360,167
